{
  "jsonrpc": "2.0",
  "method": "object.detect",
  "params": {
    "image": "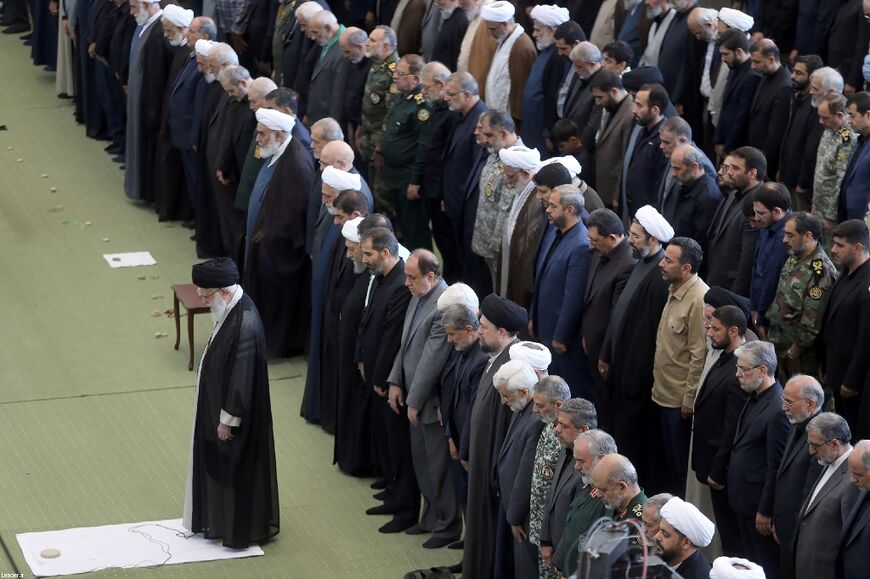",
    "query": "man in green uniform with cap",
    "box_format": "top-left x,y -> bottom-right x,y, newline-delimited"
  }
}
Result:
378,54 -> 433,250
